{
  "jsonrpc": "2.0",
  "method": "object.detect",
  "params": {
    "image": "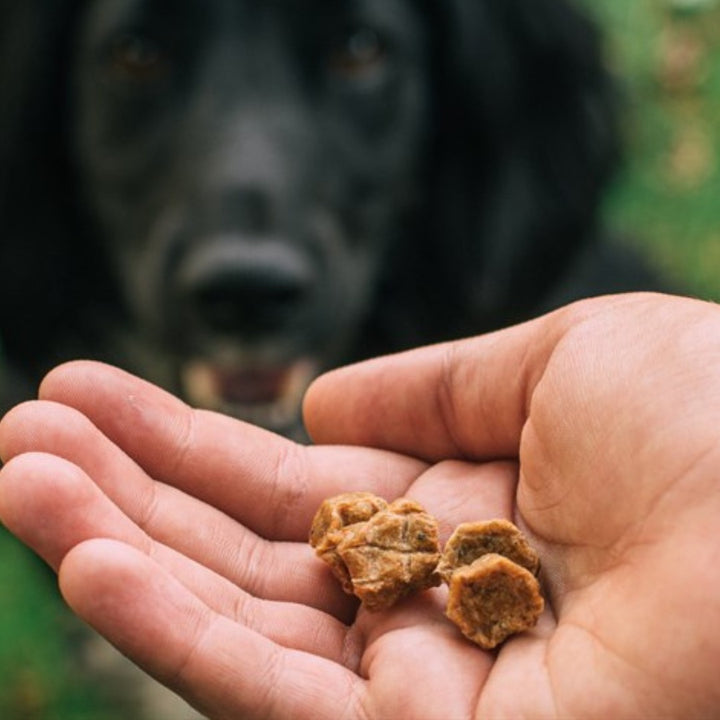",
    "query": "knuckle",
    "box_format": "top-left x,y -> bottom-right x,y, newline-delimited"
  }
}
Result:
267,440 -> 311,535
